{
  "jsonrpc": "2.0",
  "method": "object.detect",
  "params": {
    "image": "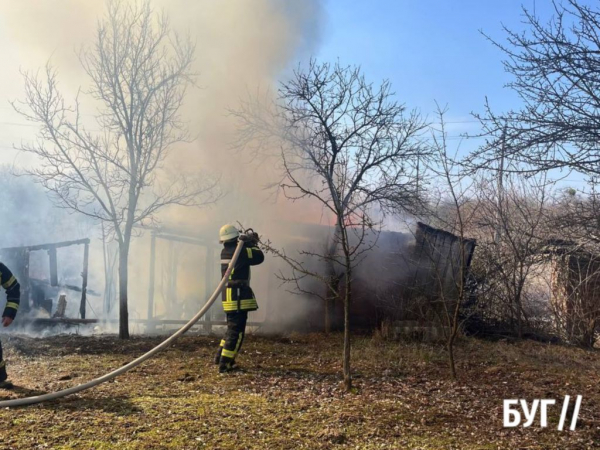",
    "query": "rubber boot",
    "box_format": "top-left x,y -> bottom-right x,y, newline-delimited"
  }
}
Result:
0,362 -> 13,389
219,356 -> 234,374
